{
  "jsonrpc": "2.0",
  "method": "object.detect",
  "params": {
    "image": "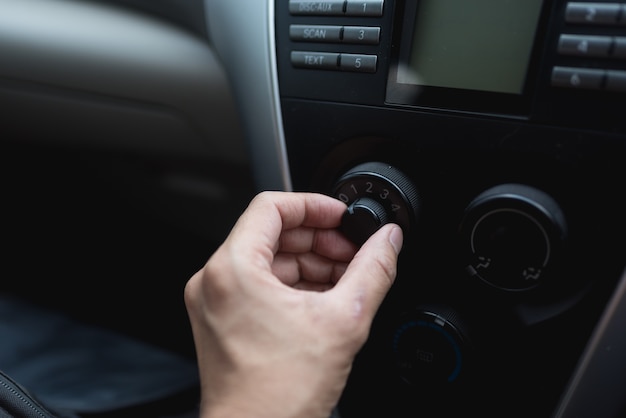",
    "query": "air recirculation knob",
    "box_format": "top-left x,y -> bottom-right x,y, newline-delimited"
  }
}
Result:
459,183 -> 568,291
